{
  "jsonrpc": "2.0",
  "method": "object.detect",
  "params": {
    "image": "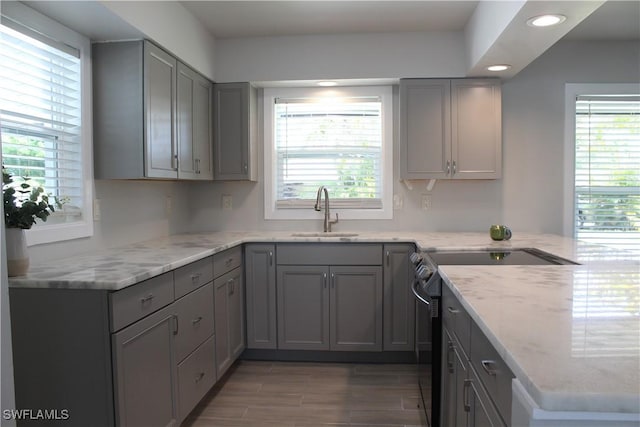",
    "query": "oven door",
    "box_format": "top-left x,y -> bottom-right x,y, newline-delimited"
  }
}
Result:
413,273 -> 442,427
